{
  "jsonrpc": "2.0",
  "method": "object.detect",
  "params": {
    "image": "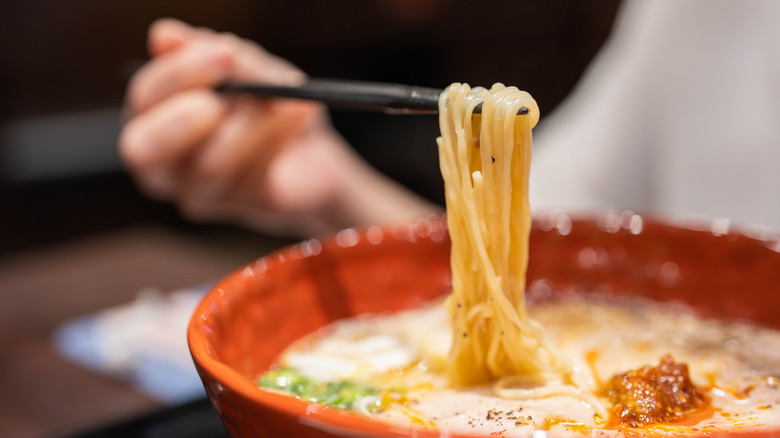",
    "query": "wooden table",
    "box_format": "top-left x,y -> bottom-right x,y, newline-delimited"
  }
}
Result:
0,225 -> 288,438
